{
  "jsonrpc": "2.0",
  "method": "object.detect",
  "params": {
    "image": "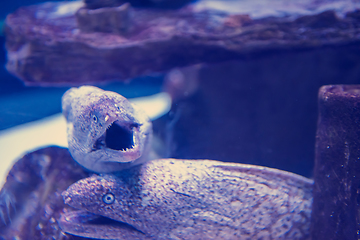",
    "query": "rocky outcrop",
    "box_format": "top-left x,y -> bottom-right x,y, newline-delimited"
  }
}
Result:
5,1 -> 360,85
